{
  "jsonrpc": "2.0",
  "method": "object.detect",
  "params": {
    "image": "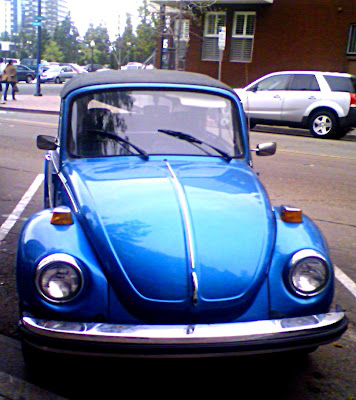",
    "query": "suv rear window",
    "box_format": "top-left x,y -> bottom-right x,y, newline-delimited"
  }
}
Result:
289,74 -> 320,91
324,75 -> 356,93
